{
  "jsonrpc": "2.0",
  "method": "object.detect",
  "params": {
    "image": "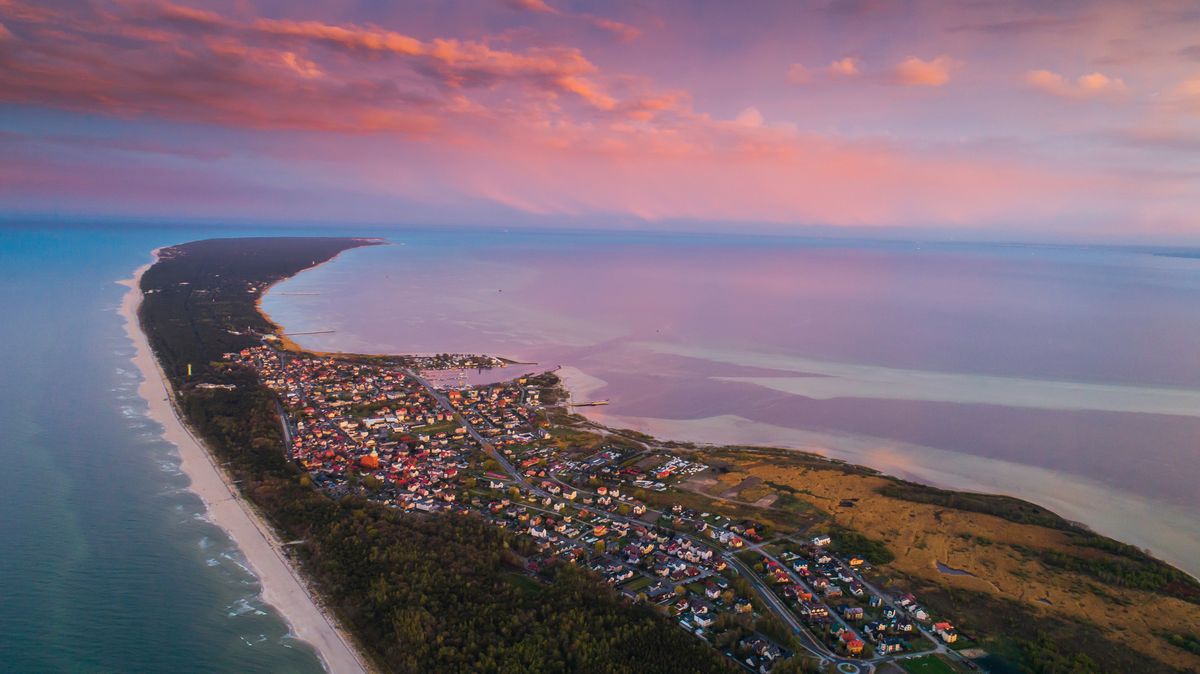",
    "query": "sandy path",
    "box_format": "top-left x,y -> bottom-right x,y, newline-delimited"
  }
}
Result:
119,252 -> 368,674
